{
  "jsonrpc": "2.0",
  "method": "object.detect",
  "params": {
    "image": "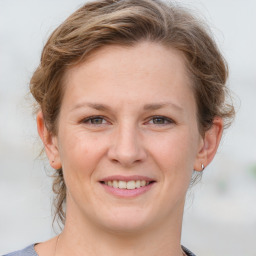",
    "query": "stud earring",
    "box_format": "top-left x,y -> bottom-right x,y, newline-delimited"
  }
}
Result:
201,163 -> 205,171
